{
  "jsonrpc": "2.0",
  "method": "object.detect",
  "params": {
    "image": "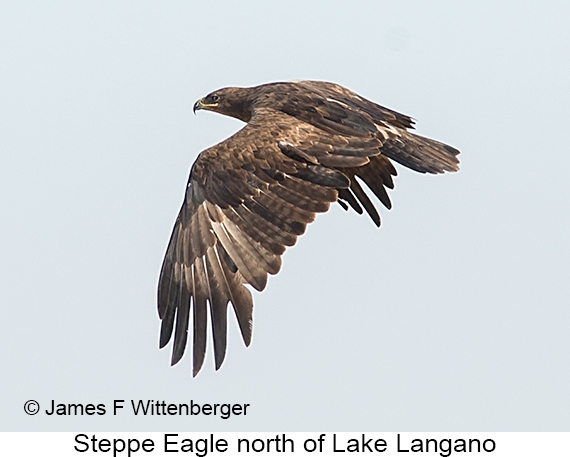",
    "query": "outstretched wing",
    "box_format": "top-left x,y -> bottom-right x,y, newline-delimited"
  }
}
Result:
158,108 -> 392,376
